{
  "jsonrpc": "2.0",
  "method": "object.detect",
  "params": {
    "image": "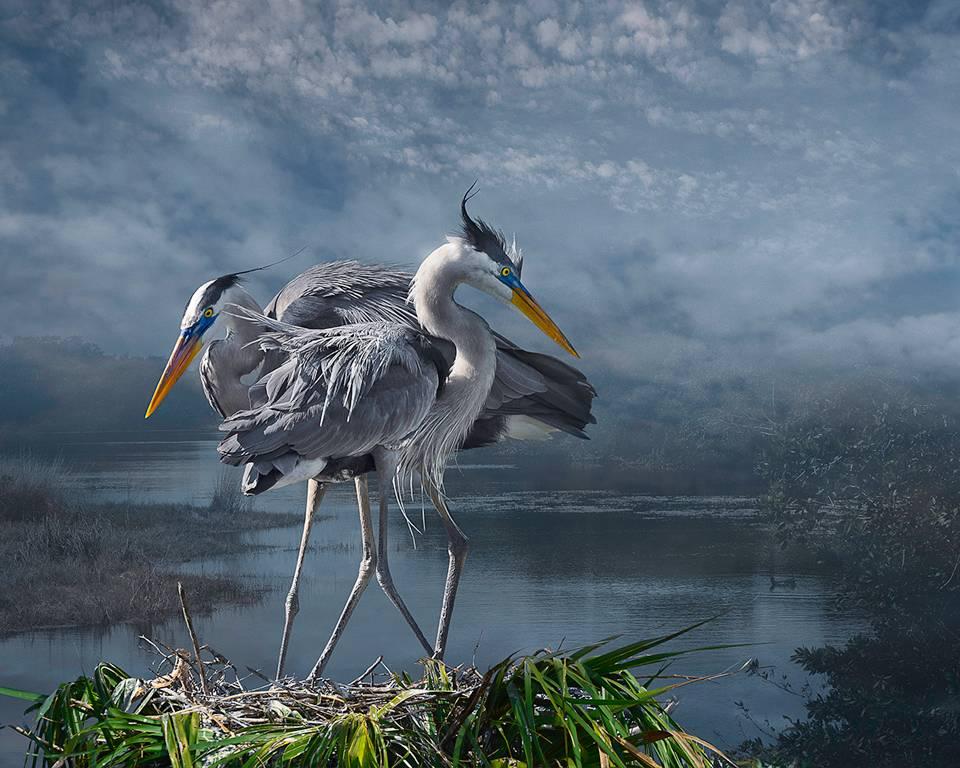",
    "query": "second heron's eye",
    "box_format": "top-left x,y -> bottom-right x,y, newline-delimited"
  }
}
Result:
203,307 -> 215,318
500,267 -> 511,277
